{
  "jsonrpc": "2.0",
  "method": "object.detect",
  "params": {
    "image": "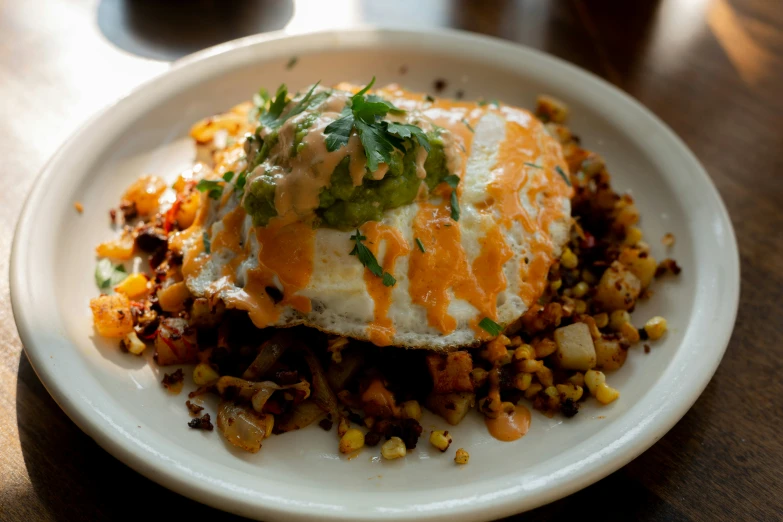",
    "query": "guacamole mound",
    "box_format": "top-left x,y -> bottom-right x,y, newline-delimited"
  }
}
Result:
244,131 -> 450,230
